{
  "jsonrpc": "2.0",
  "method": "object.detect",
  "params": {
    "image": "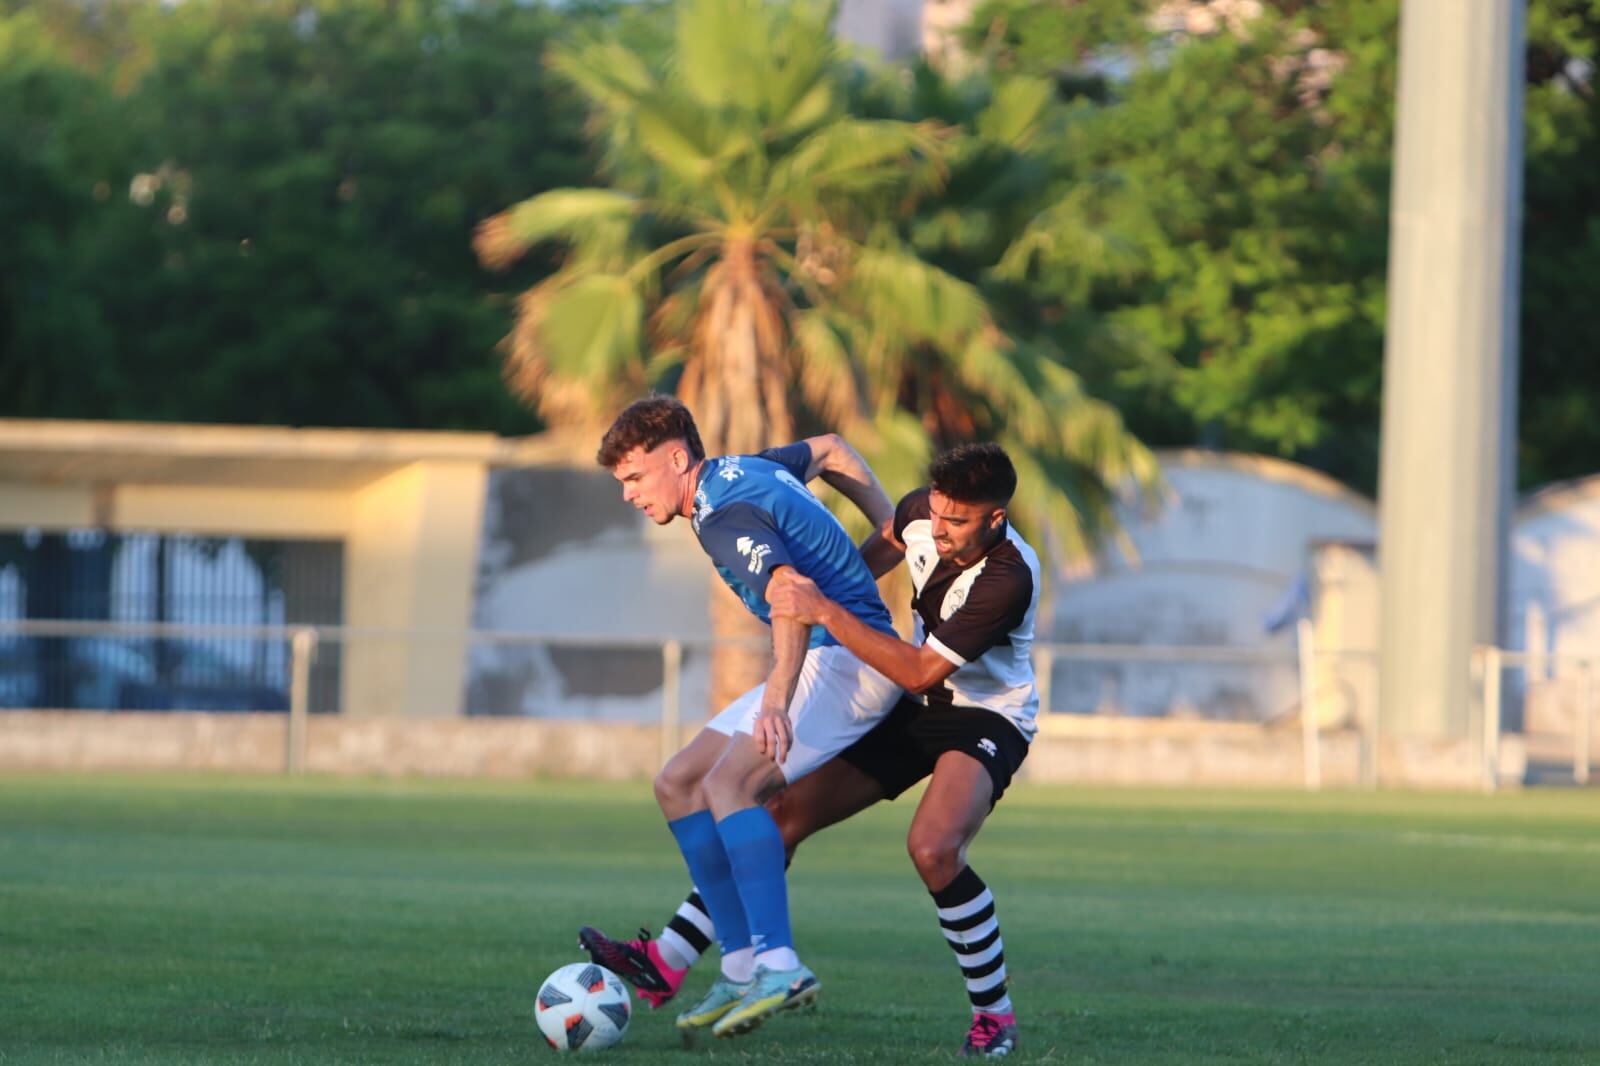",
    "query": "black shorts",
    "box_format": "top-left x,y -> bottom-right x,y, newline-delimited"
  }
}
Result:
838,695 -> 1030,807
